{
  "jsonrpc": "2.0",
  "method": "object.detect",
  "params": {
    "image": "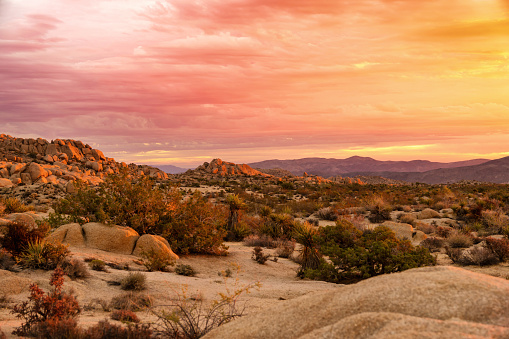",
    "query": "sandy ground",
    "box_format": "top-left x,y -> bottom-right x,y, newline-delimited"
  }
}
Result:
0,242 -> 338,337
